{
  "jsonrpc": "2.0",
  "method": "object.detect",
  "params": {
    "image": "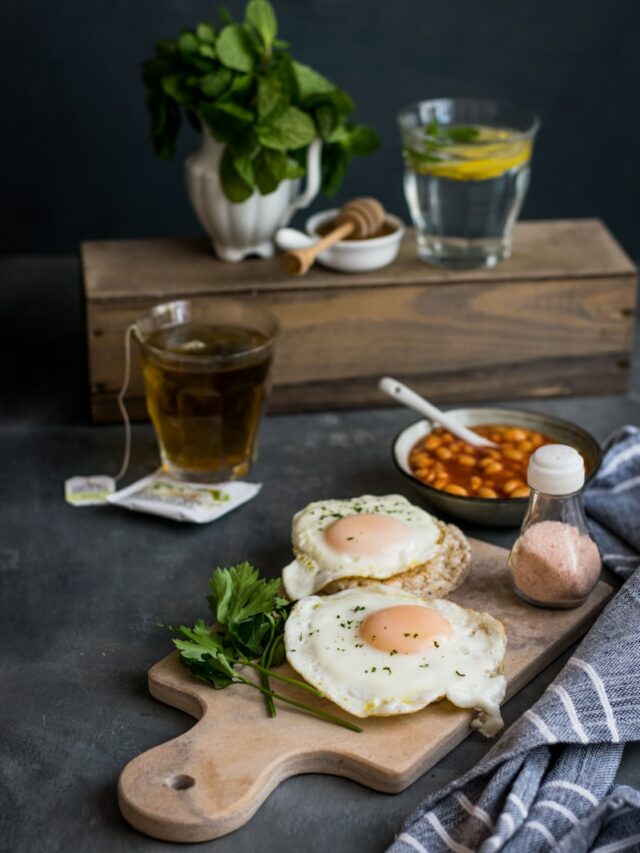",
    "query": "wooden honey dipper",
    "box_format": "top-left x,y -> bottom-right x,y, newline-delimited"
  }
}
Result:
281,197 -> 385,276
